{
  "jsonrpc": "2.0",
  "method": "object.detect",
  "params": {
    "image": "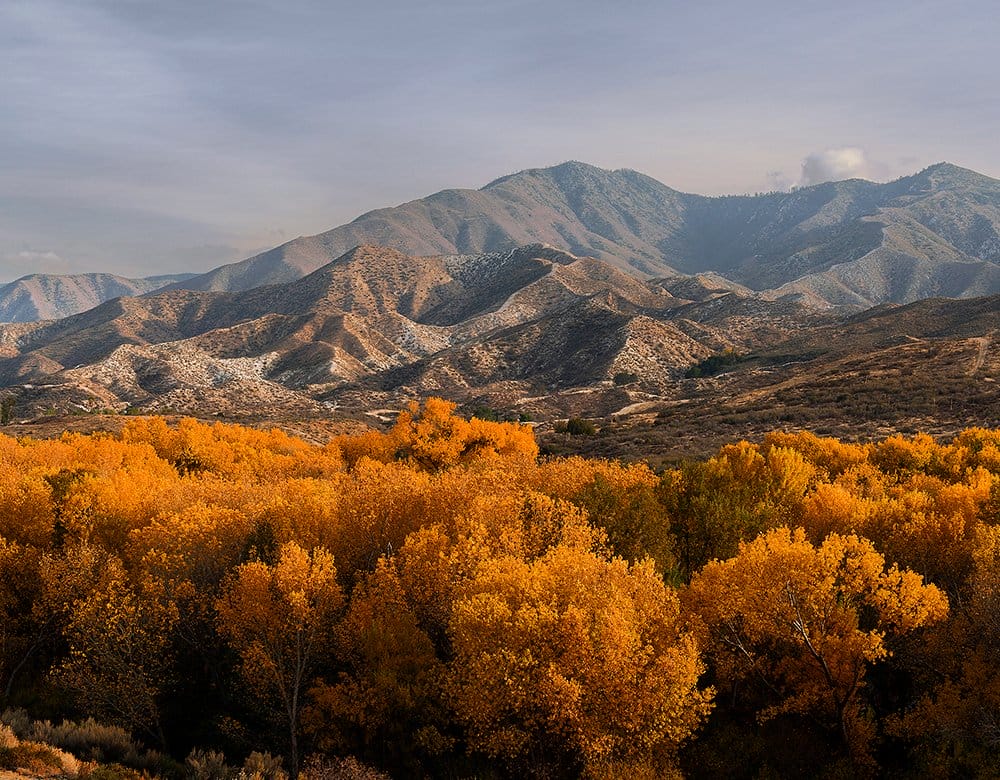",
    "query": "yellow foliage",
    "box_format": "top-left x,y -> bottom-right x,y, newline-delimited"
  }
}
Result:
447,544 -> 713,773
54,544 -> 178,732
2,418 -> 1000,774
217,542 -> 344,779
762,431 -> 870,478
334,398 -> 537,471
686,527 -> 948,766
